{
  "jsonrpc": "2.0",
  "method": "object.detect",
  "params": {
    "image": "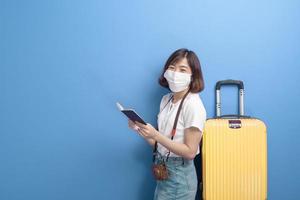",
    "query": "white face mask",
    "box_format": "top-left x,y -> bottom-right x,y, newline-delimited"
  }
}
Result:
164,69 -> 192,92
